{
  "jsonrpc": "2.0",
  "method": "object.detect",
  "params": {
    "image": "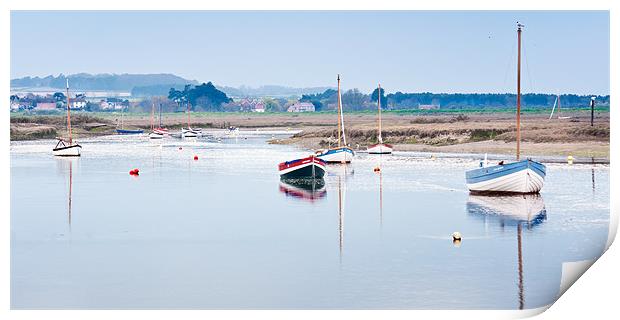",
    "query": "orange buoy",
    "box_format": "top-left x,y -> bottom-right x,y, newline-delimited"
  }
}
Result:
194,155 -> 198,160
